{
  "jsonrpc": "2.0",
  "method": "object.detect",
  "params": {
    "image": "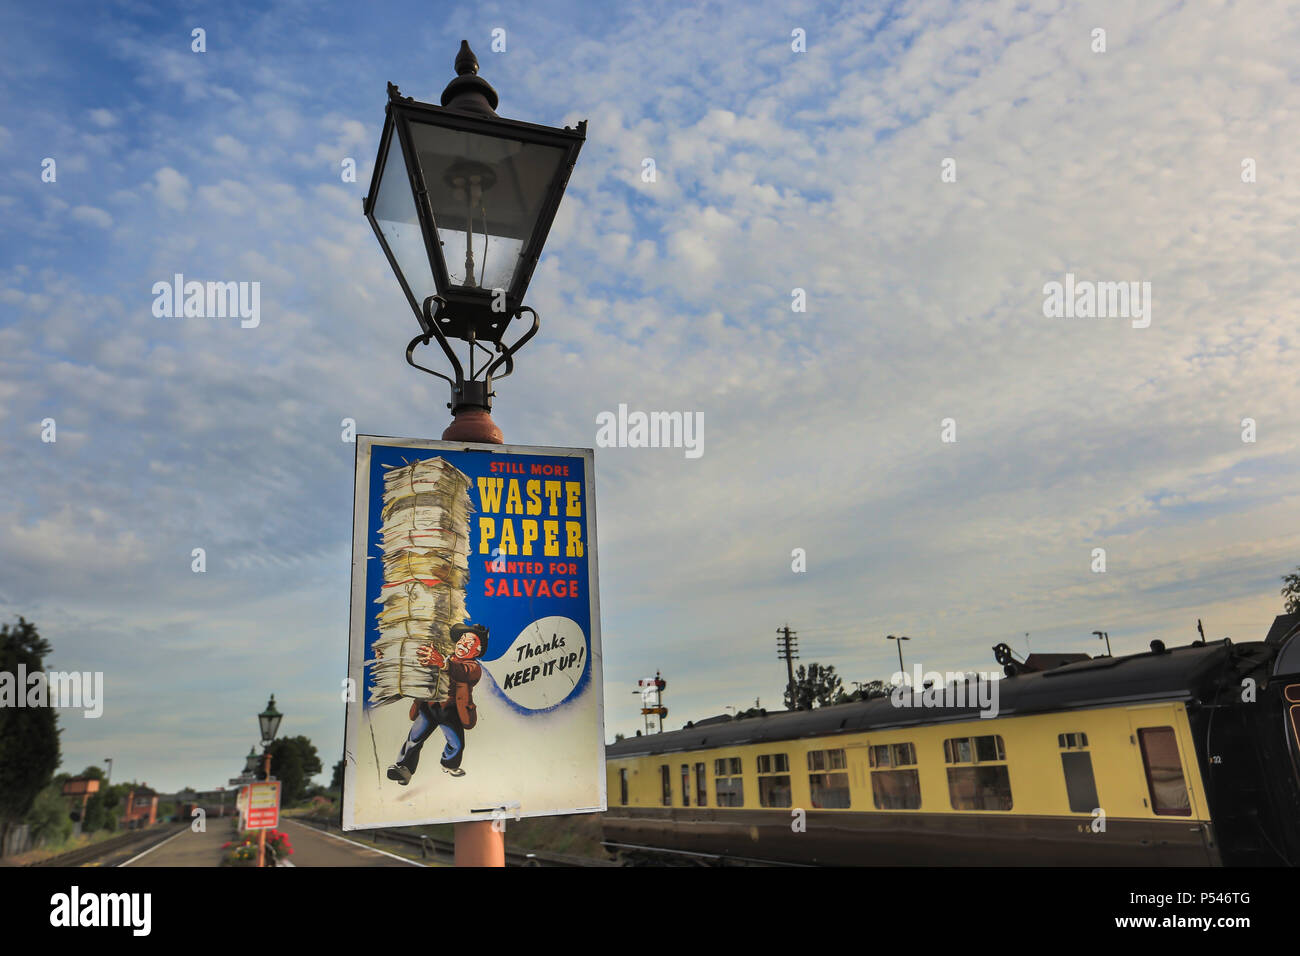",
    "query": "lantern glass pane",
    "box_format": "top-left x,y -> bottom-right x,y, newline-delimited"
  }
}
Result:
372,125 -> 438,307
408,119 -> 568,294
